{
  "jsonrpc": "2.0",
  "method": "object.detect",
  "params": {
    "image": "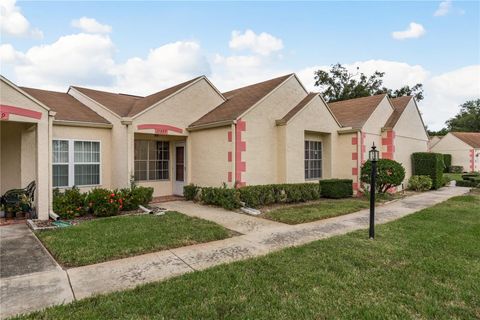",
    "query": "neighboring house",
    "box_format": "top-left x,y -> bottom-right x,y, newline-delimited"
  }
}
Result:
428,135 -> 442,150
328,94 -> 429,191
430,132 -> 480,172
0,73 -> 429,220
